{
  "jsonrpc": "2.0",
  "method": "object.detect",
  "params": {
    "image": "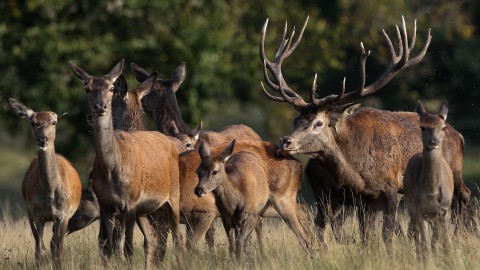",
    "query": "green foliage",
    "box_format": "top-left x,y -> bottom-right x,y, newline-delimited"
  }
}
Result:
1,0 -> 479,162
